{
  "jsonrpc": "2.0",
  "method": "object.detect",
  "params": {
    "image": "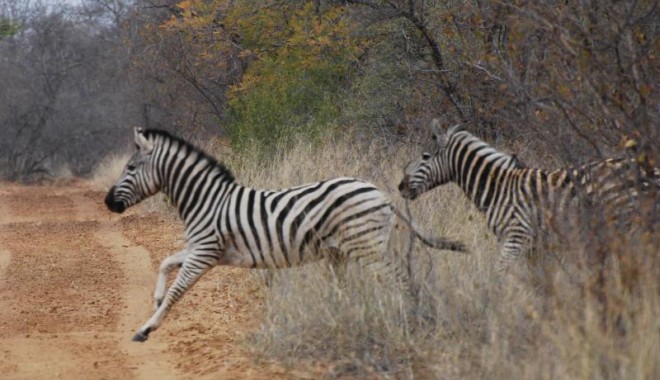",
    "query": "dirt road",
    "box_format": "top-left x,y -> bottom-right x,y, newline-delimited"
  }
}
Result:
0,181 -> 289,379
